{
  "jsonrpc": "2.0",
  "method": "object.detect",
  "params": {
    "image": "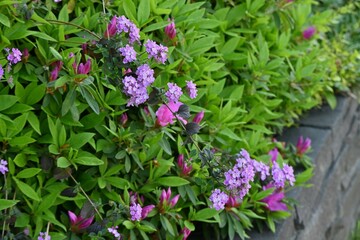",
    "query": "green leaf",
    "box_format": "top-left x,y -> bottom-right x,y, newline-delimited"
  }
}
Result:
158,137 -> 172,155
27,111 -> 41,135
137,0 -> 150,25
62,87 -> 76,116
155,176 -> 189,187
192,208 -> 218,221
74,152 -> 103,166
0,95 -> 18,111
123,220 -> 135,229
142,21 -> 169,33
13,153 -> 27,167
29,31 -> 57,42
16,168 -> 42,178
13,177 -> 41,201
69,132 -> 95,149
5,23 -> 29,40
57,157 -> 71,168
219,128 -> 242,141
0,13 -> 10,27
0,199 -> 19,211
79,86 -> 100,114
123,0 -> 137,23
49,47 -> 63,61
8,136 -> 36,146
105,177 -> 130,189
